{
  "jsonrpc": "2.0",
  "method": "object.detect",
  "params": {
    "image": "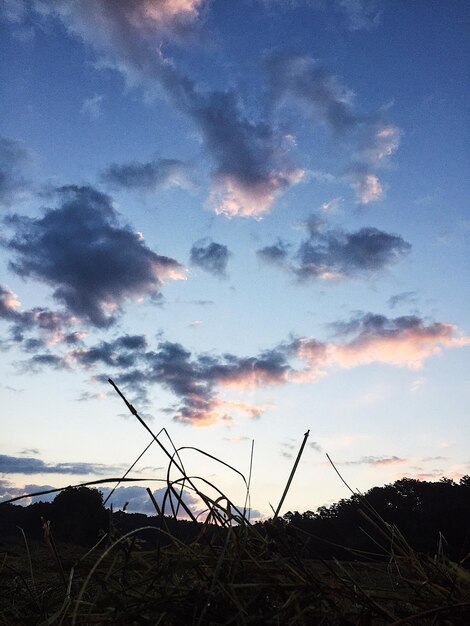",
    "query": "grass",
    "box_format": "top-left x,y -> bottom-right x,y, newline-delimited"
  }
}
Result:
1,381 -> 469,624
